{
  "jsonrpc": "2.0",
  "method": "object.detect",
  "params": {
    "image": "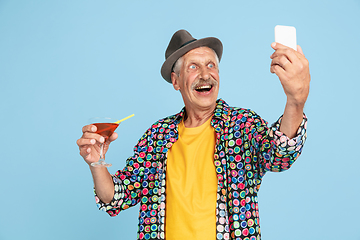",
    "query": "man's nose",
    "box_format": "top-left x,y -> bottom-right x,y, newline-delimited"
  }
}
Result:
199,66 -> 210,80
